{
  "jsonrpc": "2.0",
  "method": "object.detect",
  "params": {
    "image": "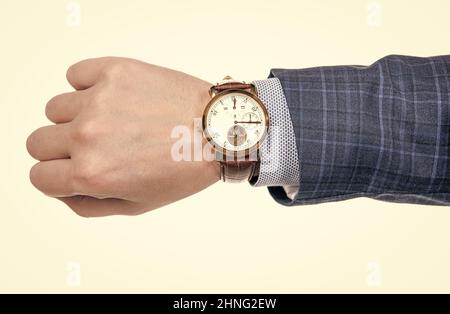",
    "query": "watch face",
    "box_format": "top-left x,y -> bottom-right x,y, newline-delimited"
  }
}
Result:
203,90 -> 269,153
